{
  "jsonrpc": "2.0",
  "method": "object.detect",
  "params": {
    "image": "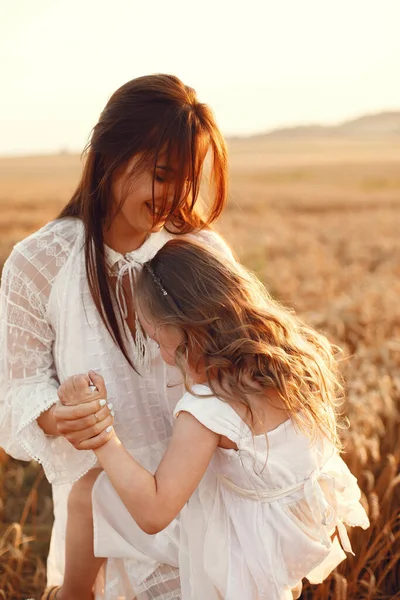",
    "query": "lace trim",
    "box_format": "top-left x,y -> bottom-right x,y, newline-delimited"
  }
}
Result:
13,383 -> 98,484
